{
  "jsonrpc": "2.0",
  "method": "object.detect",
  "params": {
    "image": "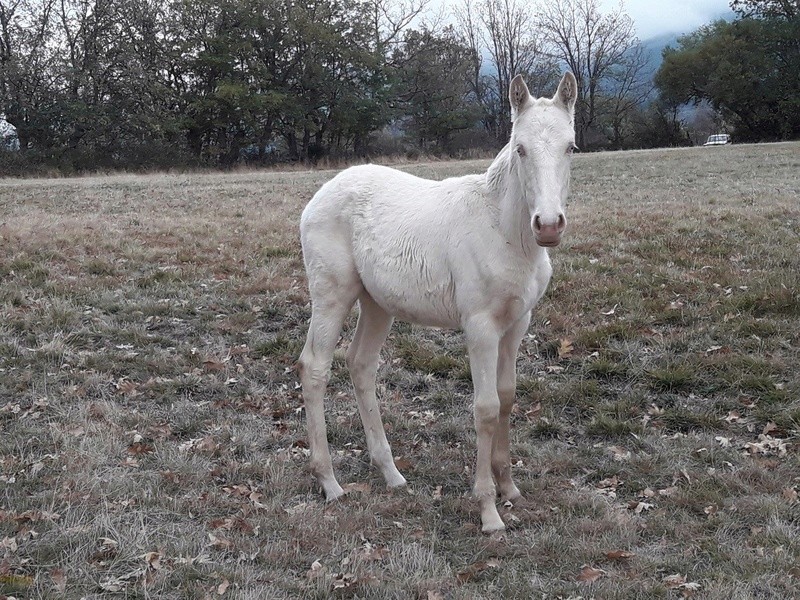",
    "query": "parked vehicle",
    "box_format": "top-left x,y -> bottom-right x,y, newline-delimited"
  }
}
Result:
703,134 -> 731,146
